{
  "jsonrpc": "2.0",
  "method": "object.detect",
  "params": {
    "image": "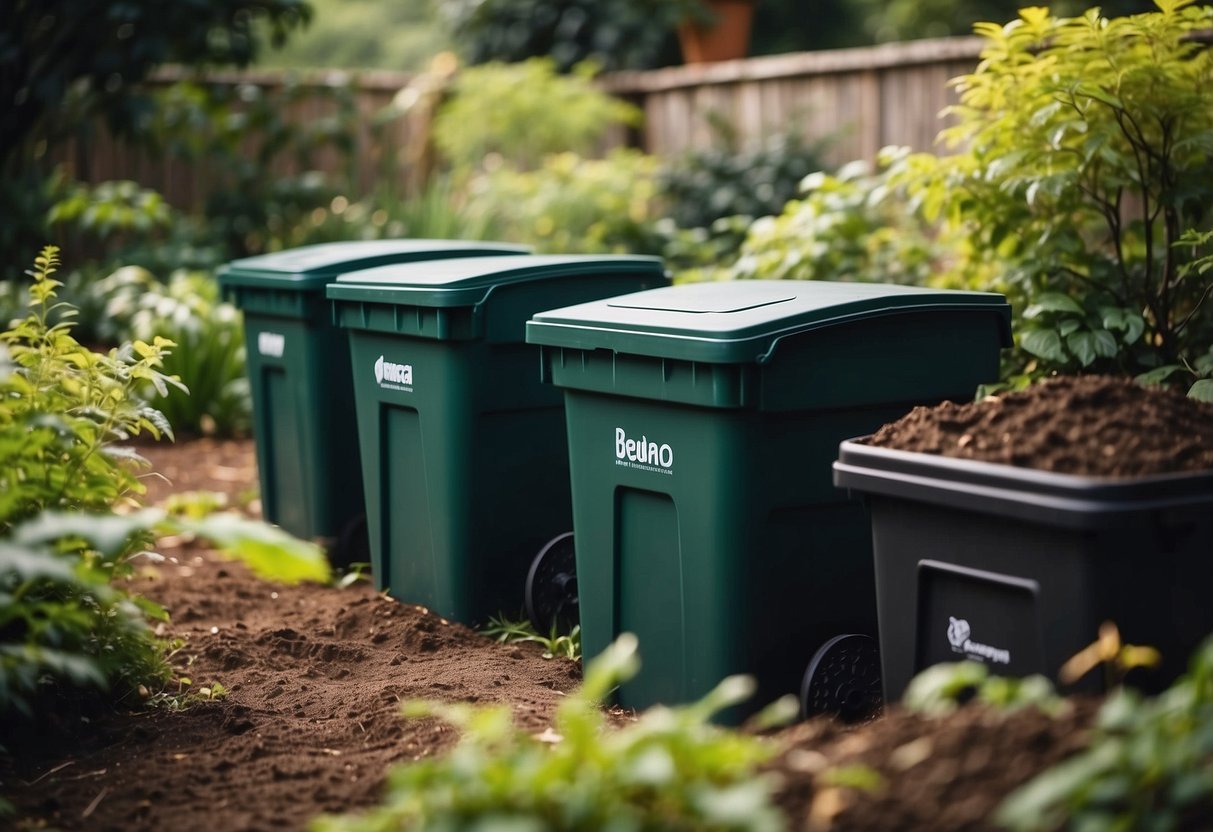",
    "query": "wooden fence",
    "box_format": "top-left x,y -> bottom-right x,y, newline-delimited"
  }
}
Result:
54,37 -> 985,210
603,36 -> 984,166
